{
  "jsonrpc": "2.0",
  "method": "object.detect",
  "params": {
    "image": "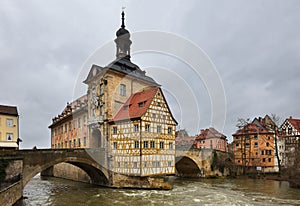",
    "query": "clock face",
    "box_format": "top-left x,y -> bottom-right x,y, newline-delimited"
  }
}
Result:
92,68 -> 97,76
